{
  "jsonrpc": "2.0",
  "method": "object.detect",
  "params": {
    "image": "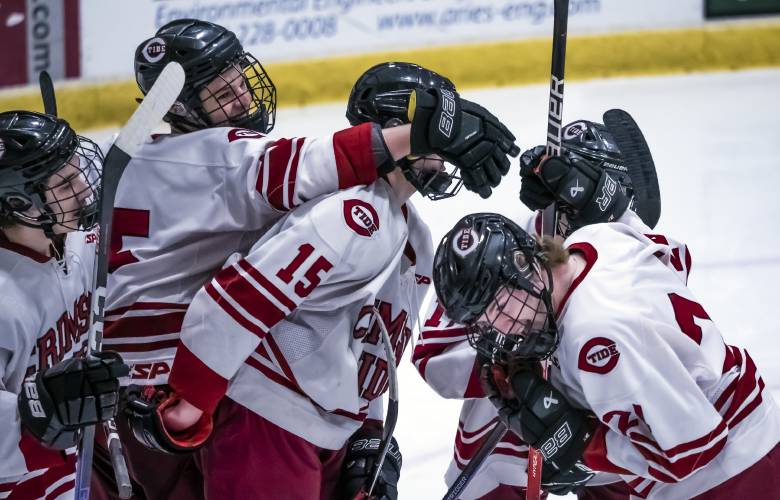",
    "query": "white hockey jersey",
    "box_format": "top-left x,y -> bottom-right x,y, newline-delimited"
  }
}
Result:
105,124 -> 378,385
0,230 -> 97,499
169,180 -> 433,449
555,218 -> 780,499
412,212 -> 778,499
